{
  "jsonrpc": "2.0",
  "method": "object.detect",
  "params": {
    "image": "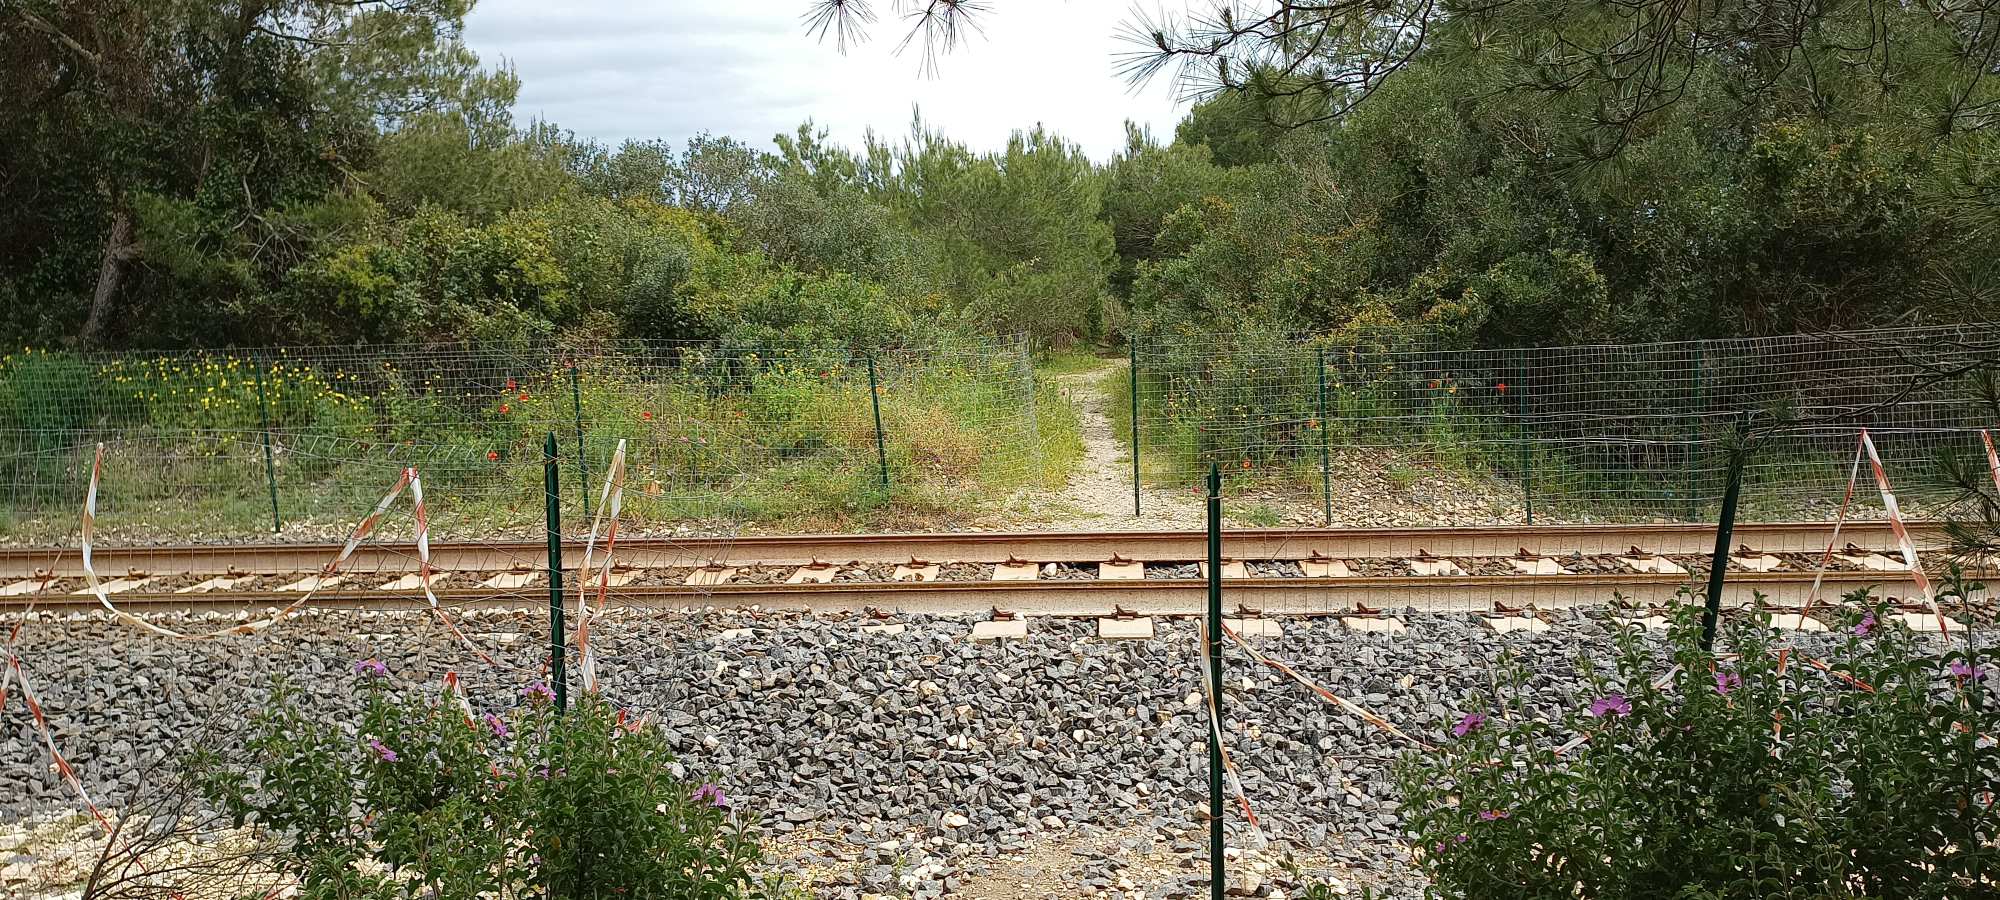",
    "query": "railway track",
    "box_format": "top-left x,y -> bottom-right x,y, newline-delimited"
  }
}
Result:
1,520 -> 1982,616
